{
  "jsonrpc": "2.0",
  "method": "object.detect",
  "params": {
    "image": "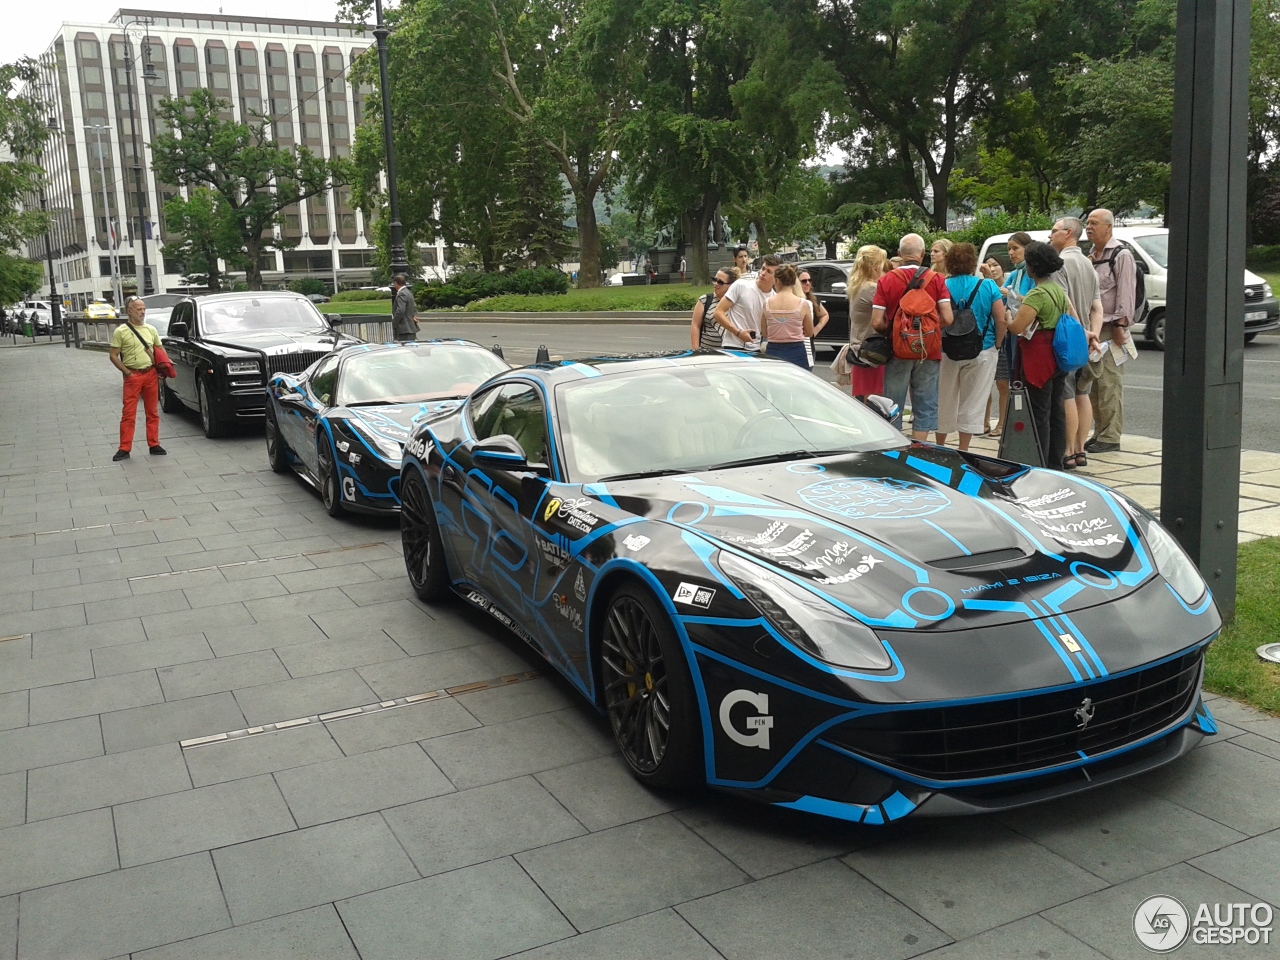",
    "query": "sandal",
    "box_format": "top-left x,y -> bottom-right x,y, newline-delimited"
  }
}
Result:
1062,454 -> 1080,470
1074,452 -> 1088,467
